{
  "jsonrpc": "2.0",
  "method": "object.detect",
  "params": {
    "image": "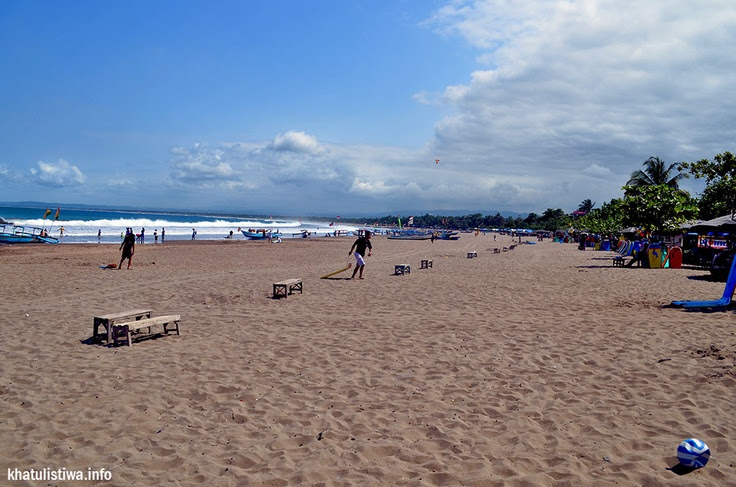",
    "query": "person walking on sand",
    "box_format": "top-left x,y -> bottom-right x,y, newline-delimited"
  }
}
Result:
348,230 -> 372,279
118,229 -> 136,270
161,228 -> 165,243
